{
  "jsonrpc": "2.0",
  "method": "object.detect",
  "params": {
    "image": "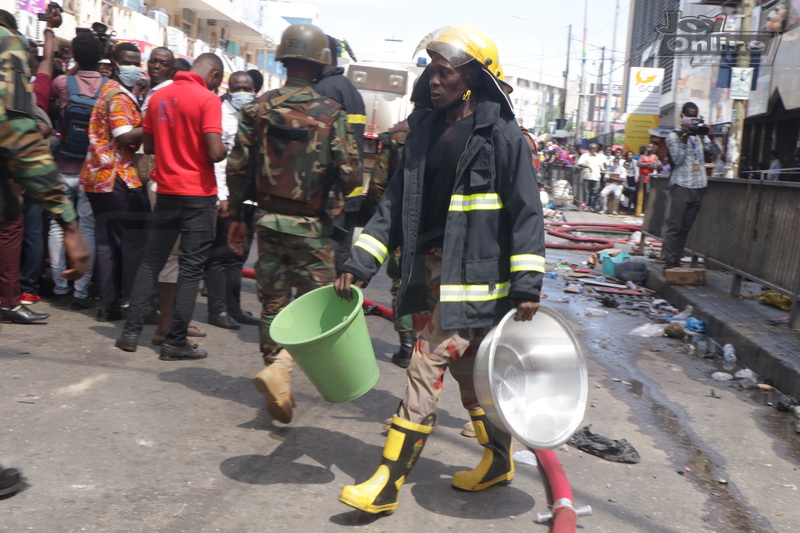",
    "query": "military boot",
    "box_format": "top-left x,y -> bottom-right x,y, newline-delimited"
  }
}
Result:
339,414 -> 435,514
390,331 -> 415,369
451,408 -> 514,491
253,365 -> 294,423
